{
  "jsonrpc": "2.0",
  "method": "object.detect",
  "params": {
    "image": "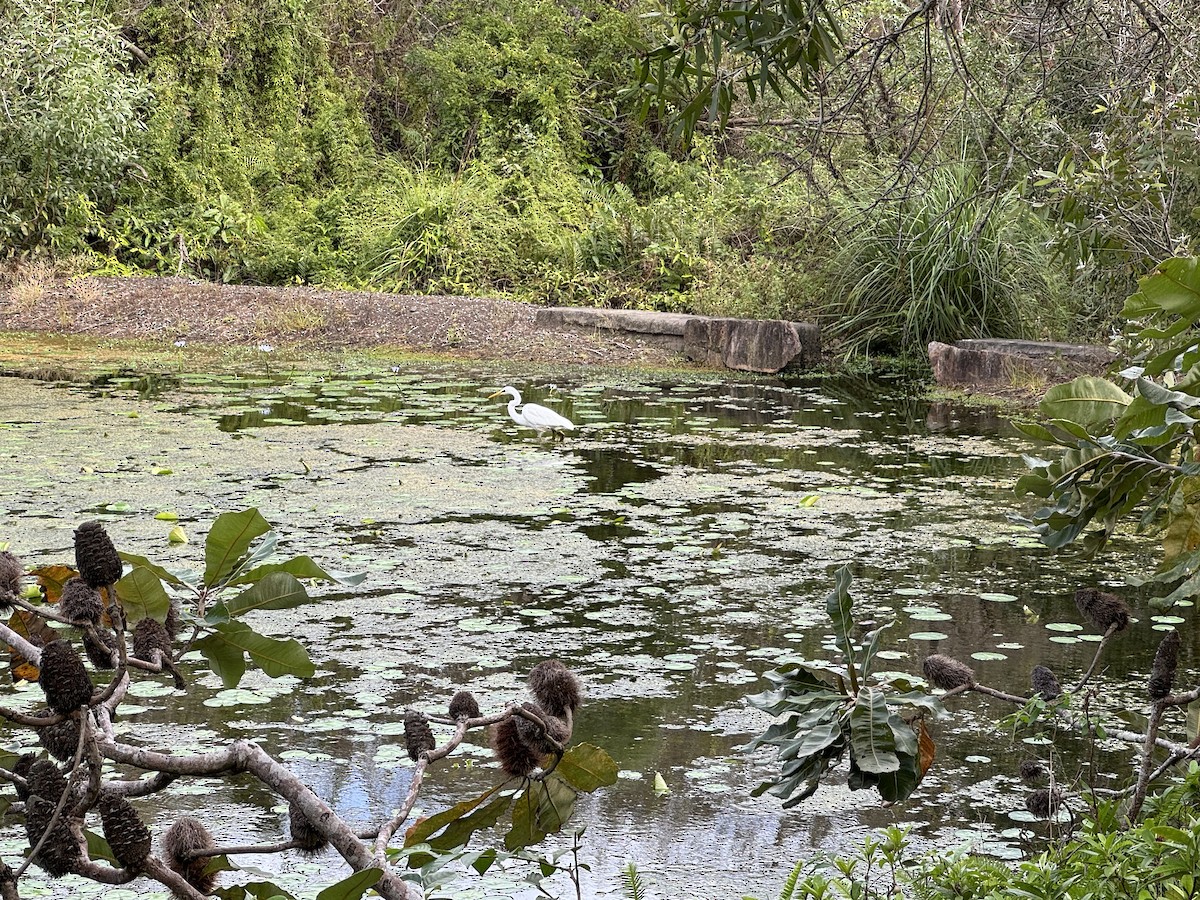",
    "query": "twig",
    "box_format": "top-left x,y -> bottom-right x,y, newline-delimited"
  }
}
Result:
1127,698 -> 1168,822
180,839 -> 302,860
1072,622 -> 1122,693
